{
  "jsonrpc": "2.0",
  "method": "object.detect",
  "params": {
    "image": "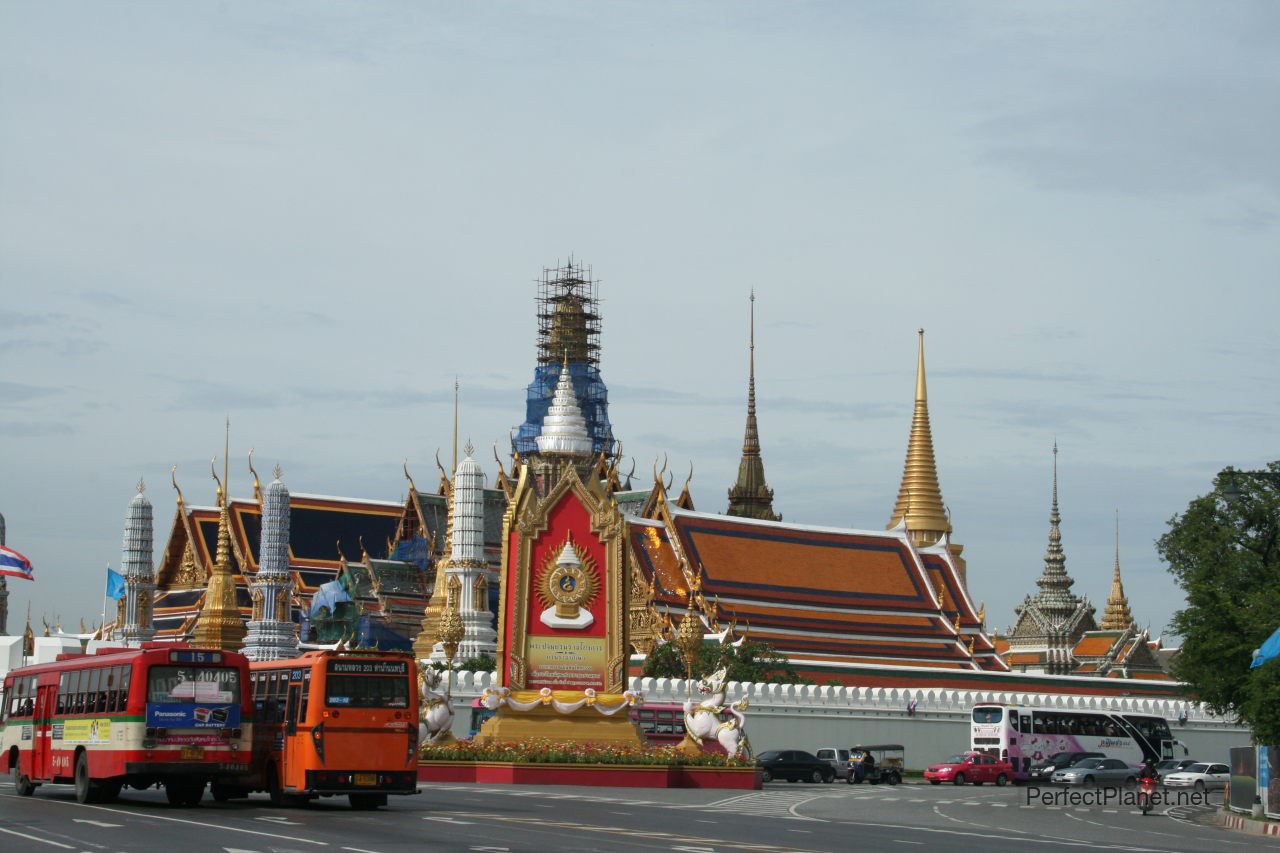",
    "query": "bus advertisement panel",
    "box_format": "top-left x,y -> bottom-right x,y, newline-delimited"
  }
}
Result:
1,645 -> 252,806
971,702 -> 1176,779
225,649 -> 418,809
